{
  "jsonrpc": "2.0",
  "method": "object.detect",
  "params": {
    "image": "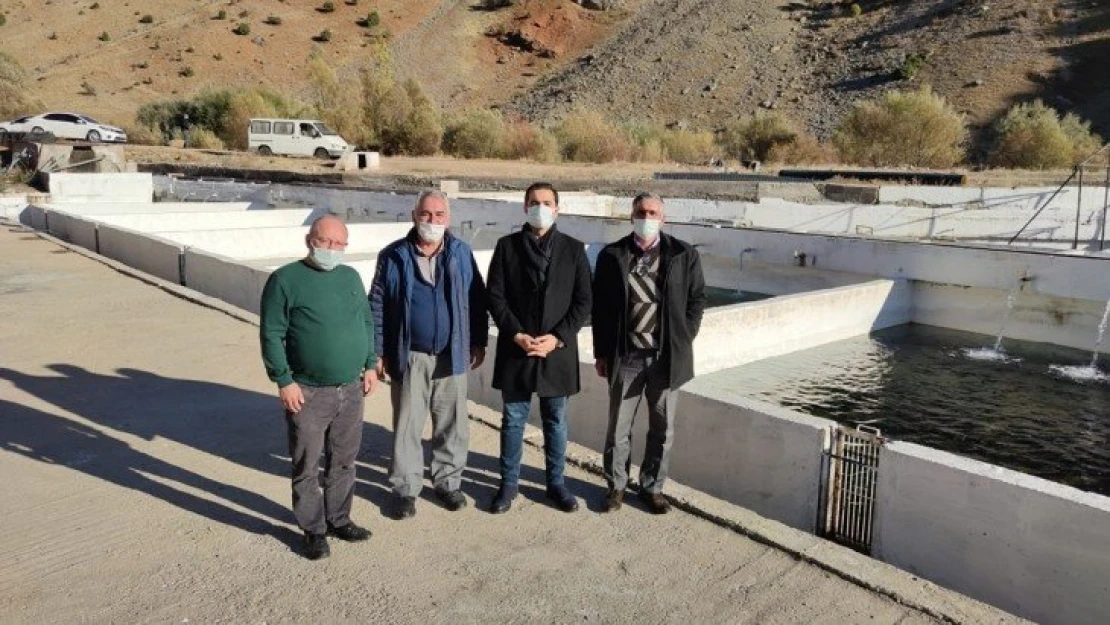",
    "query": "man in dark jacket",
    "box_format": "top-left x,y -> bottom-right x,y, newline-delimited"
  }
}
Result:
592,193 -> 706,514
486,182 -> 593,514
370,190 -> 488,519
